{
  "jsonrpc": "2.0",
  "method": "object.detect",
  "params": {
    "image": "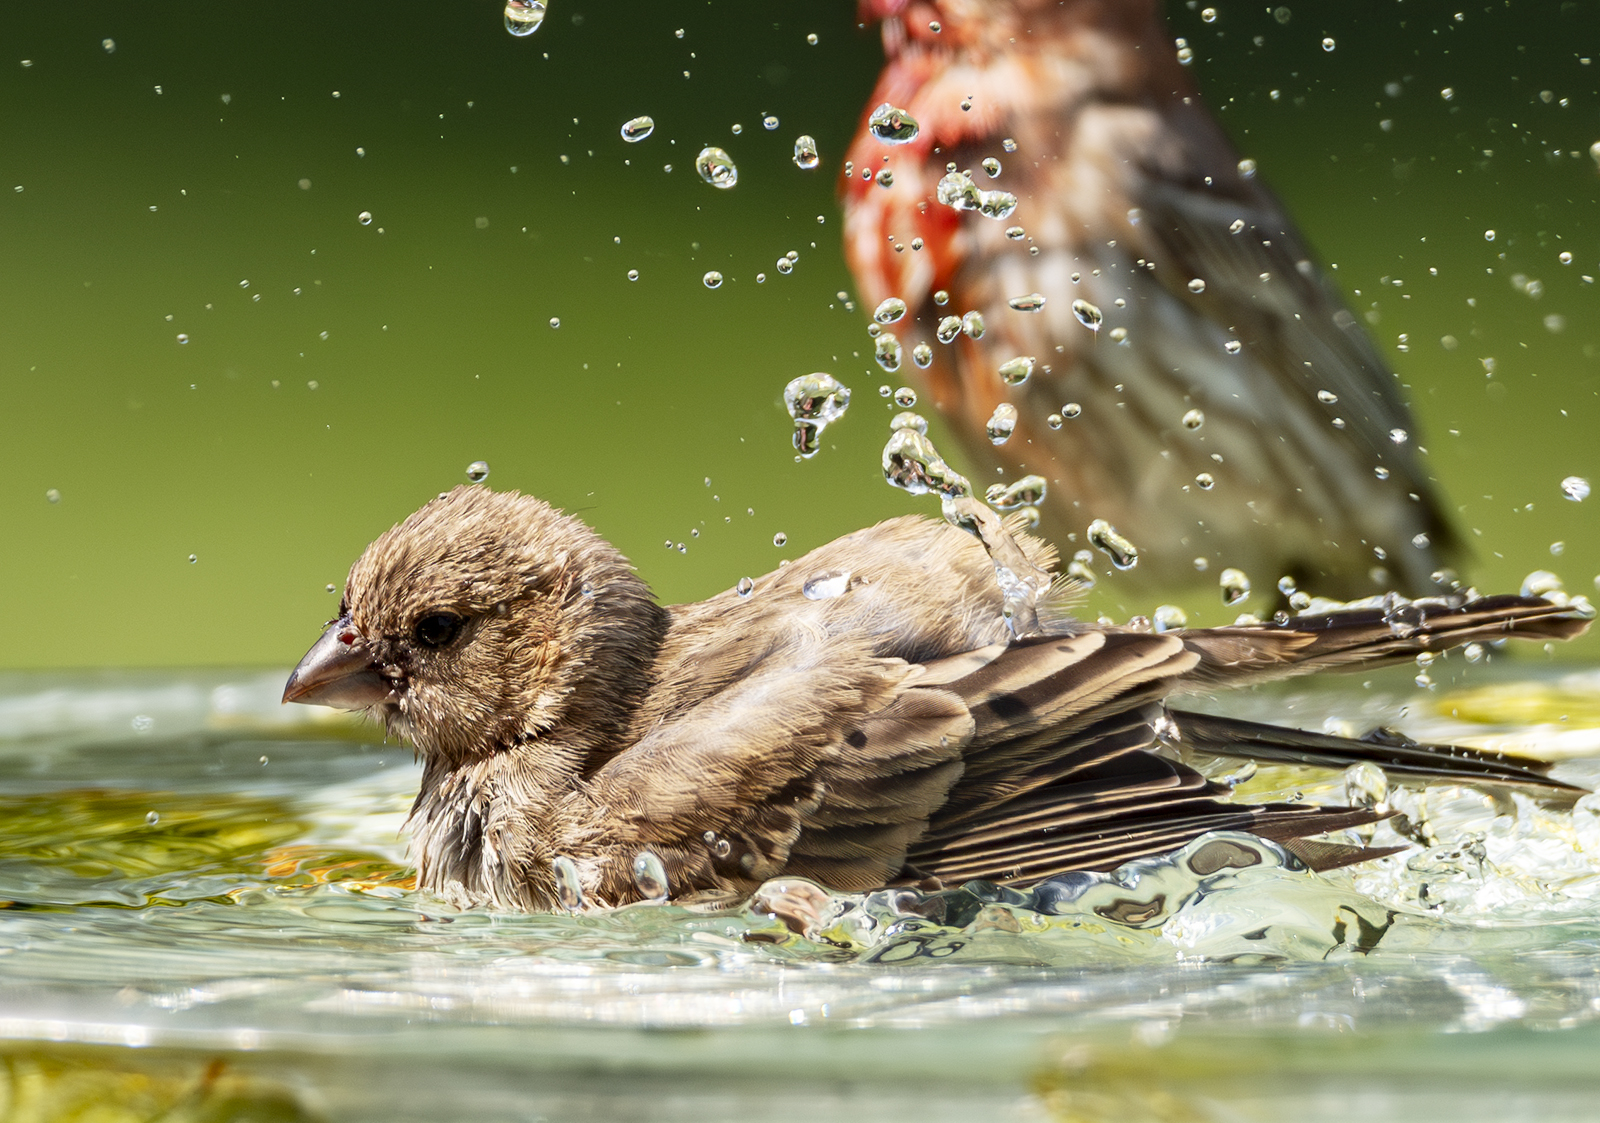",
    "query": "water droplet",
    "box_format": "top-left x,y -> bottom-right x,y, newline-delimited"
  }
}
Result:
998,356 -> 1035,385
982,157 -> 1002,177
1088,519 -> 1139,570
806,32 -> 818,45
504,0 -> 548,36
1228,218 -> 1246,235
911,341 -> 933,368
1317,389 -> 1338,404
695,146 -> 738,188
882,428 -> 971,499
736,576 -> 755,597
176,333 -> 189,344
188,554 -> 198,564
101,38 -> 116,53
1412,533 -> 1431,549
1237,157 -> 1257,178
1153,604 -> 1188,632
357,211 -> 373,225
1560,251 -> 1573,265
985,474 -> 1047,510
762,115 -> 779,131
466,460 -> 490,483
867,102 -> 920,144
1182,409 -> 1205,430
1522,570 -> 1562,598
631,850 -> 669,901
875,332 -> 903,372
703,270 -> 723,289
933,289 -> 950,306
1008,292 -> 1046,312
45,488 -> 60,503
1195,472 -> 1215,490
1045,413 -> 1064,429
620,115 -> 655,142
1187,278 -> 1207,294
1484,229 -> 1495,241
1273,5 -> 1292,22
1561,475 -> 1590,501
549,317 -> 560,329
1062,402 -> 1082,419
1289,590 -> 1312,611
961,311 -> 986,339
1177,45 -> 1194,64
626,269 -> 639,281
875,168 -> 894,188
1390,428 -> 1408,444
1220,567 -> 1251,606
1201,6 -> 1218,21
986,403 -> 1019,444
784,373 -> 851,459
1072,299 -> 1103,331
936,315 -> 963,343
773,532 -> 788,547
1005,226 -> 1025,240
890,411 -> 927,433
802,569 -> 852,600
145,810 -> 159,825
873,297 -> 907,323
1277,575 -> 1297,596
1224,339 -> 1241,354
793,135 -> 820,169
1321,36 -> 1335,50
892,386 -> 917,408
552,856 -> 585,910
